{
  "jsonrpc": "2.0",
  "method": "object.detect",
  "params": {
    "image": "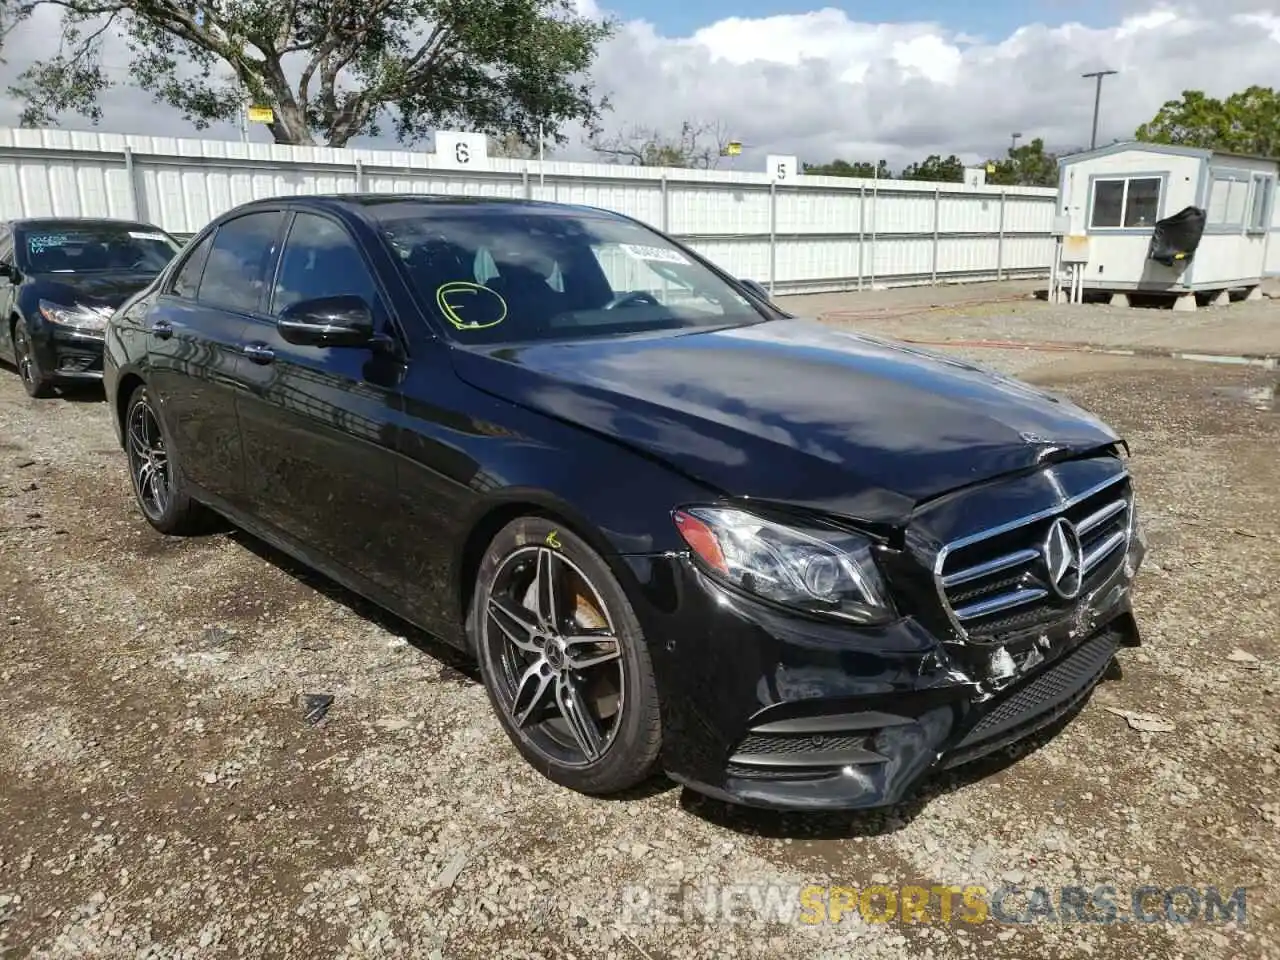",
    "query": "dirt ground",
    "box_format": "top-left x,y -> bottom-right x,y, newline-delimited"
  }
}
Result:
1,291 -> 1278,959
